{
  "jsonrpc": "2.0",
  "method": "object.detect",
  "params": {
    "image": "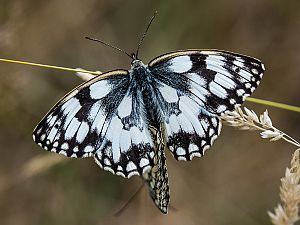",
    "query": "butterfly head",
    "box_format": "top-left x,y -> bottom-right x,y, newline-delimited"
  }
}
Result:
131,53 -> 145,70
